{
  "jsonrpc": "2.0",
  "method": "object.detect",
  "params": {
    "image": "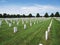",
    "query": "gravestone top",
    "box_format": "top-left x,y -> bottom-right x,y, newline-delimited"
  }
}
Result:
39,43 -> 43,45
